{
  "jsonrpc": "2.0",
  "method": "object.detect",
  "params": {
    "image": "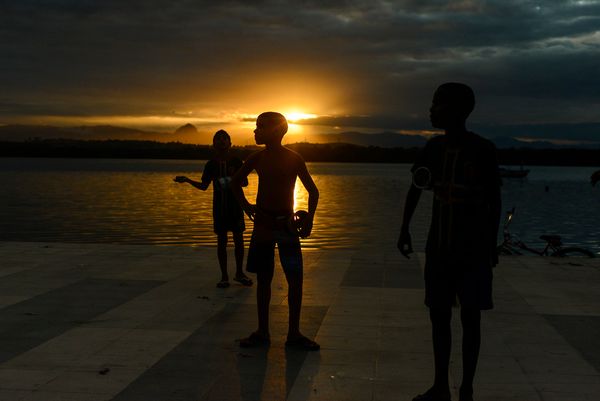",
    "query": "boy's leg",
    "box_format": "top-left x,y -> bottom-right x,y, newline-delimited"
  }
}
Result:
256,268 -> 273,338
459,307 -> 481,401
242,230 -> 275,343
278,237 -> 304,339
284,268 -> 303,339
217,232 -> 229,282
456,262 -> 491,400
232,231 -> 247,279
418,257 -> 453,400
427,306 -> 452,399
278,237 -> 318,349
239,267 -> 272,347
